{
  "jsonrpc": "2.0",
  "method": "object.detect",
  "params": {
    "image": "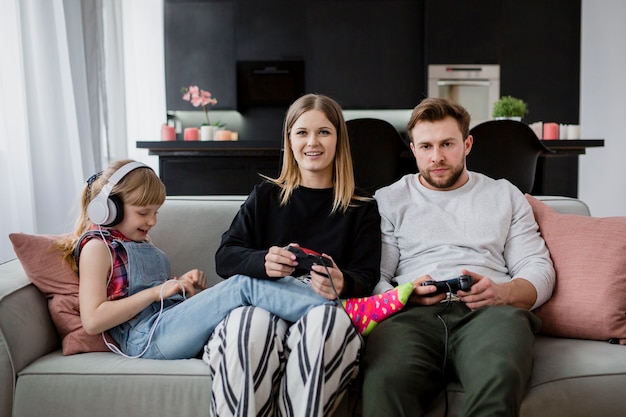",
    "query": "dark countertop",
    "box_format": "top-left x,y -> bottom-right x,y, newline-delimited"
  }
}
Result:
137,139 -> 604,154
540,139 -> 604,155
137,140 -> 281,150
136,140 -> 283,156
